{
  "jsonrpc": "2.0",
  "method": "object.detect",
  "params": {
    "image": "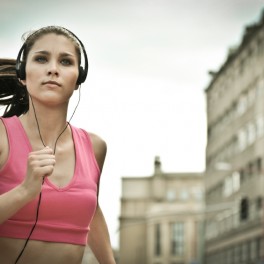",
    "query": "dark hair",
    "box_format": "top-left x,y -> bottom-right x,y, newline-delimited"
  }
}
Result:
0,58 -> 28,117
0,26 -> 82,117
